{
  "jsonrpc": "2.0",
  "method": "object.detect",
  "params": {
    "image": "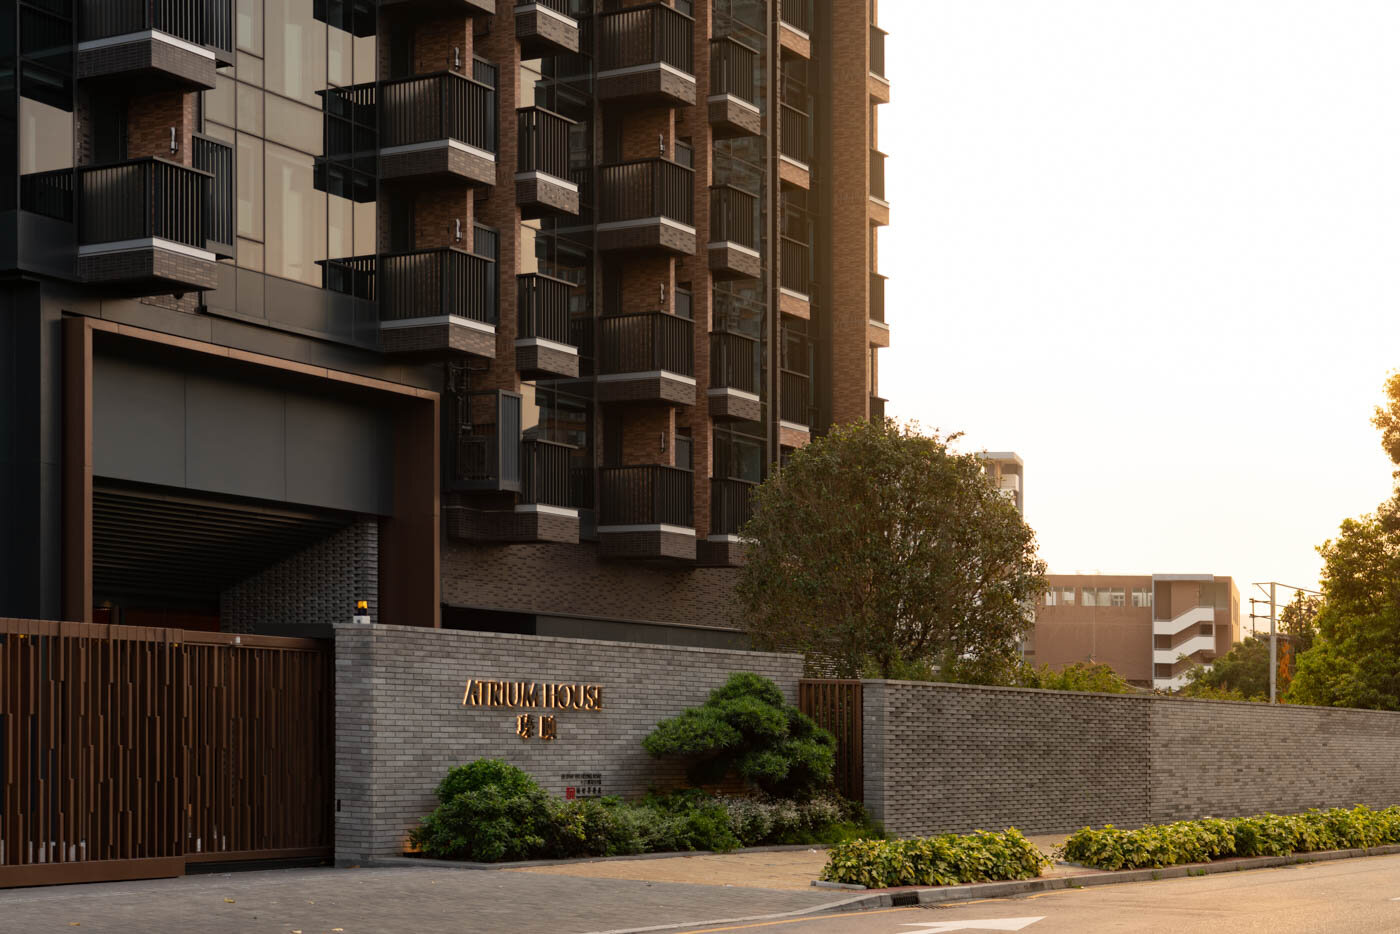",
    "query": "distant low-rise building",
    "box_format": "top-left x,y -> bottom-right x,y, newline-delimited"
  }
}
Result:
1033,574 -> 1241,690
979,452 -> 1025,515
